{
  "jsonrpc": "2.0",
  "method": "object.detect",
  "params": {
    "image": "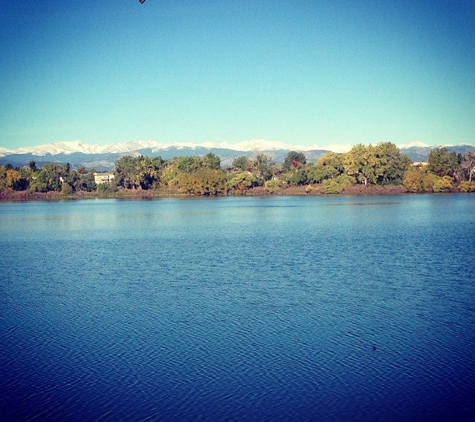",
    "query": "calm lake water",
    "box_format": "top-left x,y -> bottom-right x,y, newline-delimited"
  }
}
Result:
1,195 -> 475,421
